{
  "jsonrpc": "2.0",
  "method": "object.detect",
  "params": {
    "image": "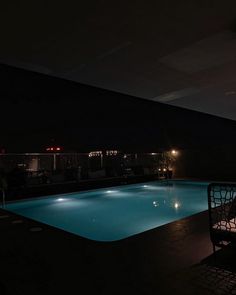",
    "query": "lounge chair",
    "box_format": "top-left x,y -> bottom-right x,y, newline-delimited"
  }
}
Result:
208,183 -> 236,252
